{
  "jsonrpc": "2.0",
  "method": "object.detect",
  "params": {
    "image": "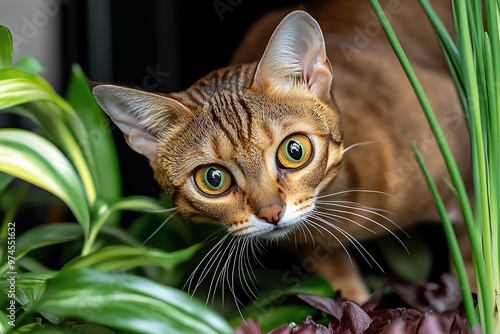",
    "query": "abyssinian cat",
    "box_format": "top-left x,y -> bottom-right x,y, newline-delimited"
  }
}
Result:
91,0 -> 472,304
